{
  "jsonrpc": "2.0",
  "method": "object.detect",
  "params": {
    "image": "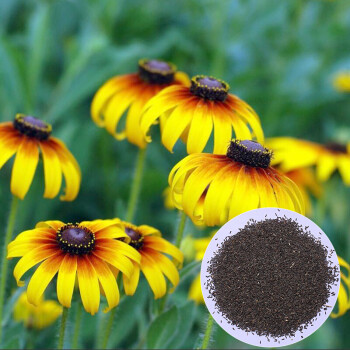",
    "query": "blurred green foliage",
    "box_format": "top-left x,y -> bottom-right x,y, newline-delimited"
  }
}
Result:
0,0 -> 350,348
